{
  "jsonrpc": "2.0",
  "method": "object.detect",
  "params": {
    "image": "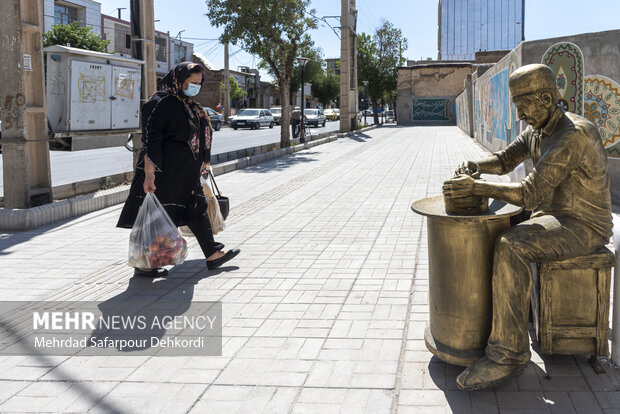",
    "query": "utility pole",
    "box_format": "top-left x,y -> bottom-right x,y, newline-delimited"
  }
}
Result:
0,0 -> 52,208
339,0 -> 358,132
129,0 -> 156,167
224,42 -> 230,122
